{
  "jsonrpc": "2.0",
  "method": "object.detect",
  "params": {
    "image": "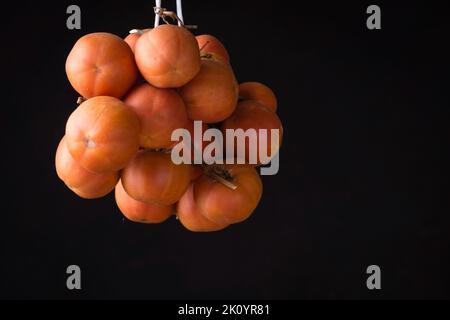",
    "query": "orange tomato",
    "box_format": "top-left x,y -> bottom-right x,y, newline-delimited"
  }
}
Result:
65,96 -> 140,173
193,164 -> 263,225
177,182 -> 228,232
179,56 -> 238,123
135,25 -> 201,88
121,150 -> 192,206
55,136 -> 119,199
124,83 -> 188,149
66,32 -> 137,98
115,180 -> 173,223
239,82 -> 277,112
